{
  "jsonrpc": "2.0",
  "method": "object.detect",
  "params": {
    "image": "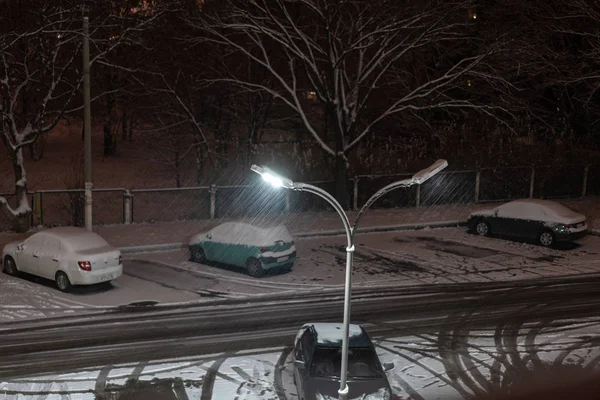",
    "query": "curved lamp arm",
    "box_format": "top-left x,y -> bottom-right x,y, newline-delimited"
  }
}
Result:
294,183 -> 353,248
352,178 -> 413,234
